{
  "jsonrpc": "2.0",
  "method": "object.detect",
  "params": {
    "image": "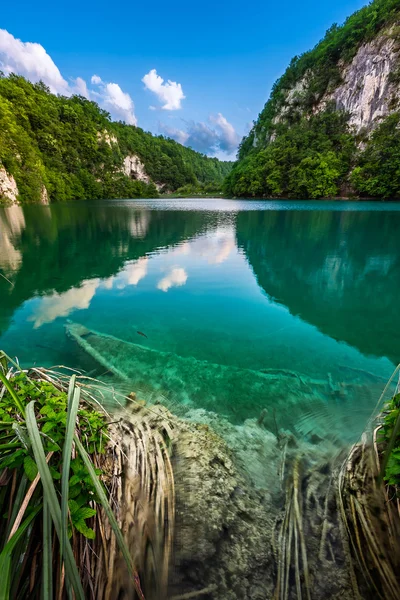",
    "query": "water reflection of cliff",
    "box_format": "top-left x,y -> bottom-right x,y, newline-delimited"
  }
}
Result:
0,203 -> 211,335
236,210 -> 400,365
